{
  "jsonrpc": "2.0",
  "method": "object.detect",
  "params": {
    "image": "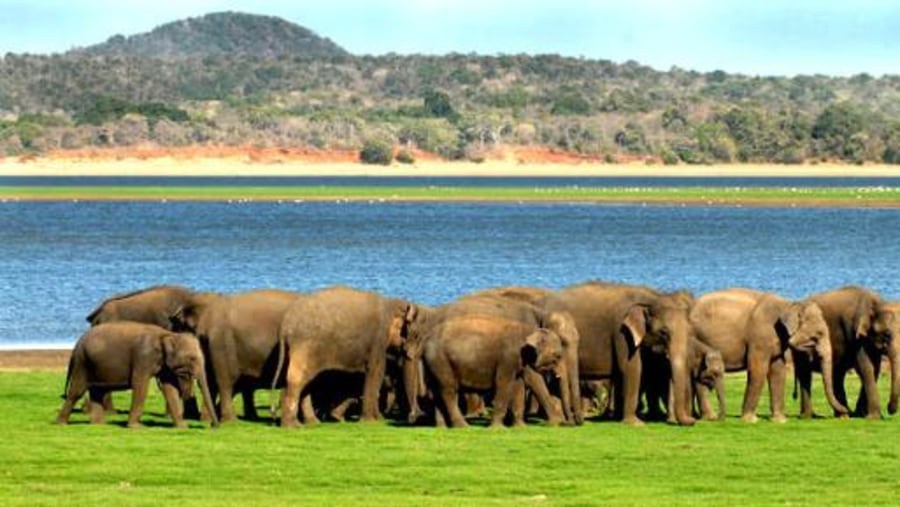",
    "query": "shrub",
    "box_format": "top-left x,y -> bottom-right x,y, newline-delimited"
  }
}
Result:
660,148 -> 680,165
359,140 -> 393,165
395,149 -> 415,164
